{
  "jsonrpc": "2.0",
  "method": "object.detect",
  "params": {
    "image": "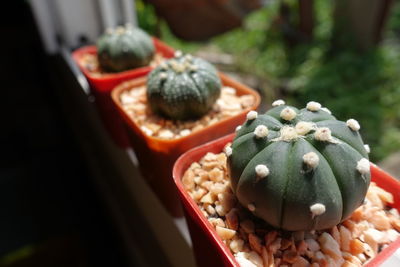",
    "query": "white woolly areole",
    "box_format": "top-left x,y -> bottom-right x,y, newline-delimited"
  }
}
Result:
310,203 -> 326,216
306,101 -> 322,112
278,126 -> 298,142
235,253 -> 257,267
106,28 -> 114,34
189,65 -> 198,72
314,127 -> 332,142
254,125 -> 269,138
115,26 -> 125,34
174,50 -> 183,58
364,144 -> 371,154
280,107 -> 297,121
255,164 -> 270,178
248,203 -> 256,212
185,54 -> 193,61
173,63 -> 185,73
320,107 -> 332,114
159,72 -> 168,80
357,158 -> 370,175
224,146 -> 232,157
295,121 -> 314,136
303,152 -> 319,168
159,61 -> 168,69
272,99 -> 285,107
247,111 -> 258,120
346,119 -> 361,131
235,125 -> 242,132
